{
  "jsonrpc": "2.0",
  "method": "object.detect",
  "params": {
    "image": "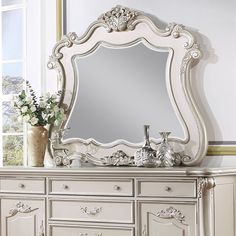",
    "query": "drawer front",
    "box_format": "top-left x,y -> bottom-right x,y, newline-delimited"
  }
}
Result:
137,179 -> 196,198
0,178 -> 45,194
49,178 -> 133,196
50,225 -> 133,236
49,199 -> 134,223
